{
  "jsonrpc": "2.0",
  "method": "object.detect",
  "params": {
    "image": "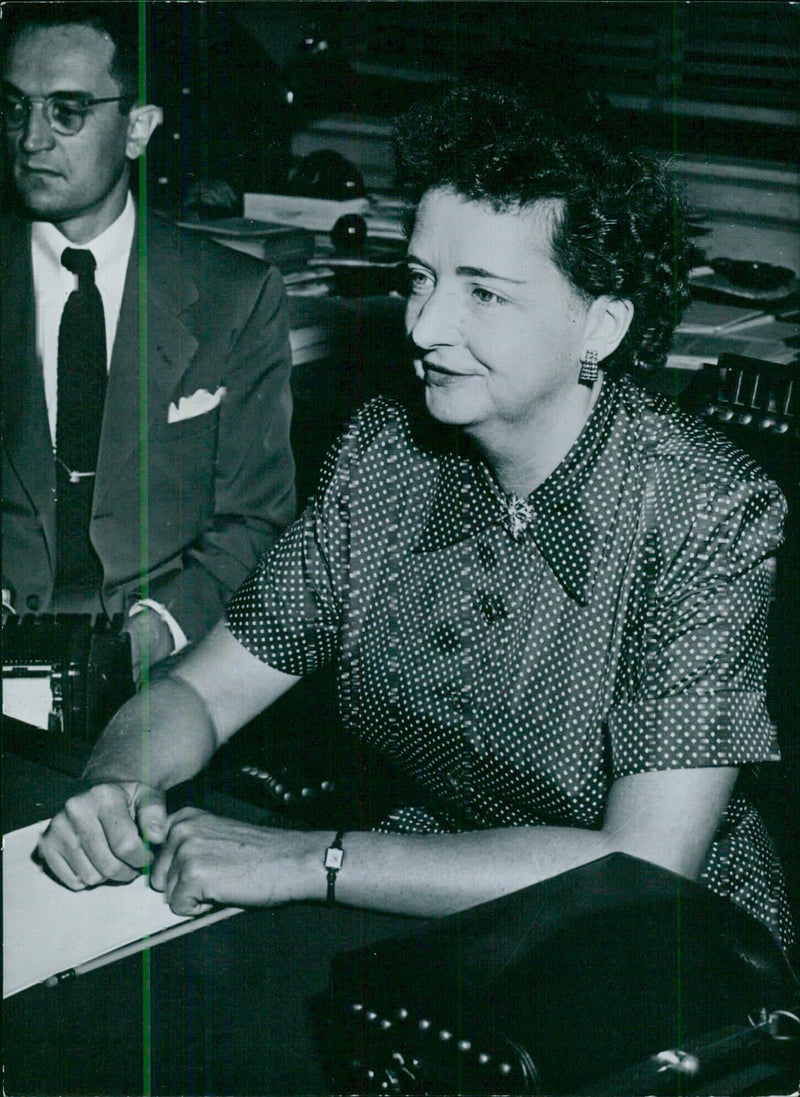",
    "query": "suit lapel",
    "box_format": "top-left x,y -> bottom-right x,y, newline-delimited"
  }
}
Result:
93,215 -> 199,509
0,214 -> 57,561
